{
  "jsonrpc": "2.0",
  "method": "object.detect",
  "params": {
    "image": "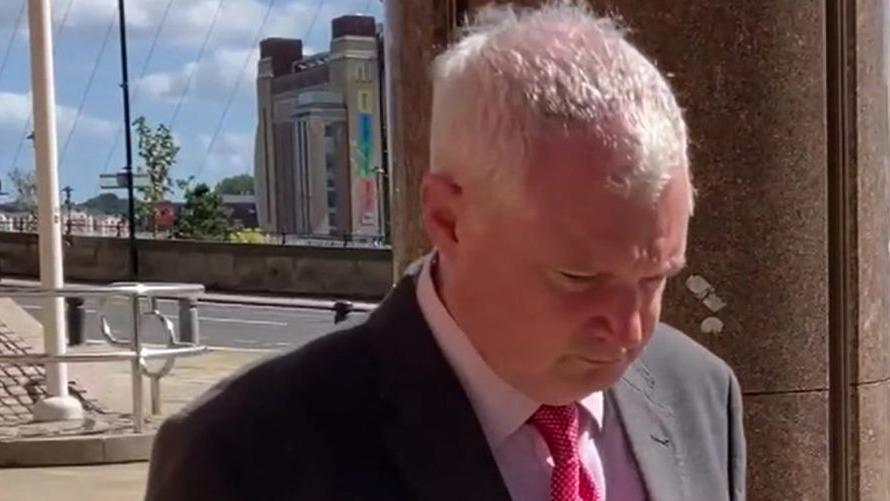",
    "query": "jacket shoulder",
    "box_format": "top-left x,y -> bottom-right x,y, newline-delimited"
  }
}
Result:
145,323 -> 382,500
644,323 -> 734,379
198,323 -> 372,420
636,323 -> 738,406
